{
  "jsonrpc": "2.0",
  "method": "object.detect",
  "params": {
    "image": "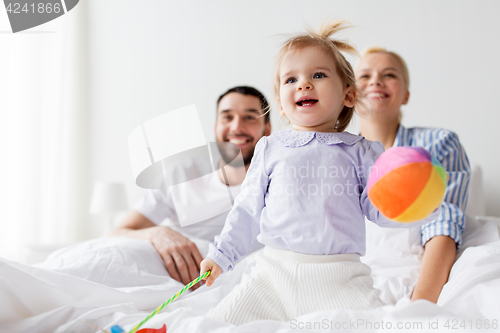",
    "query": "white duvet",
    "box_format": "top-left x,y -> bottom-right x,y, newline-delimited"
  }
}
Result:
1,215 -> 500,333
